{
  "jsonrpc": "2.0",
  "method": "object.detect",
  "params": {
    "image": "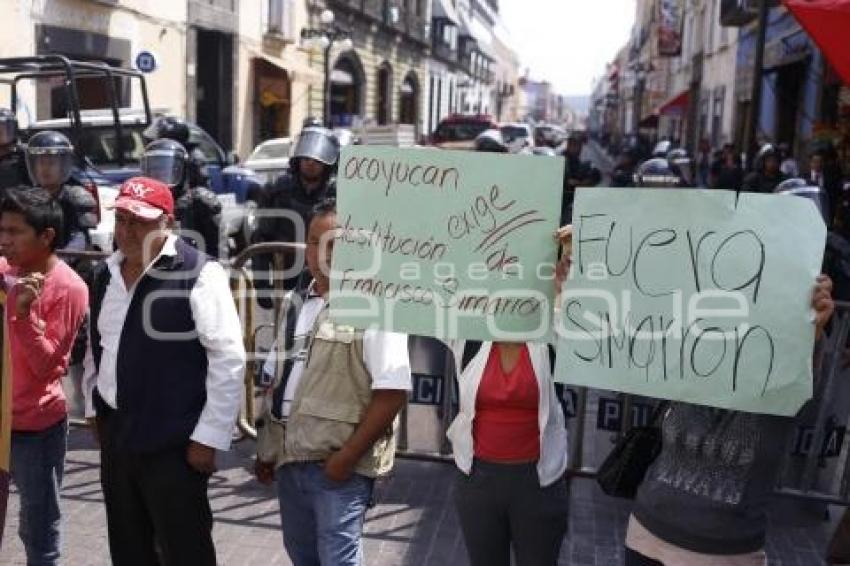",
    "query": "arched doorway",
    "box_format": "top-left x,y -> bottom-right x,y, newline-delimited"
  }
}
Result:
330,53 -> 364,127
254,58 -> 291,142
399,72 -> 419,125
377,62 -> 393,126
